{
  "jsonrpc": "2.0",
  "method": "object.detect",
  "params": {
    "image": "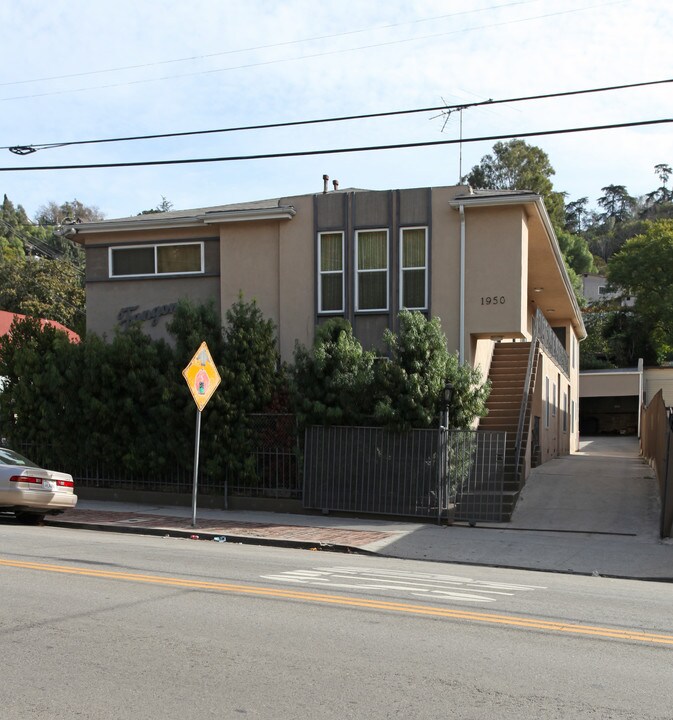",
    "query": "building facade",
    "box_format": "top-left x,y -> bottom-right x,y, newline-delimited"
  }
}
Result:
72,184 -> 585,480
